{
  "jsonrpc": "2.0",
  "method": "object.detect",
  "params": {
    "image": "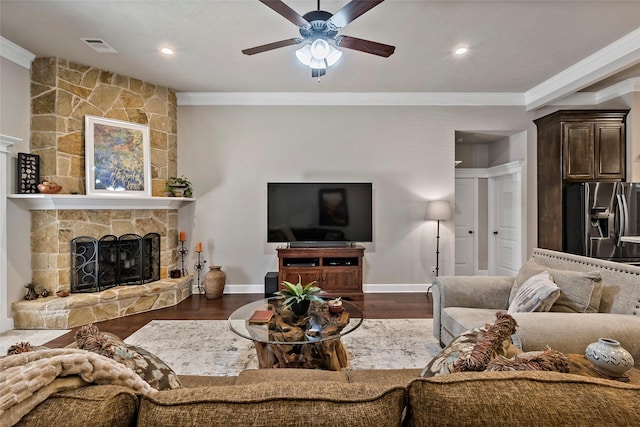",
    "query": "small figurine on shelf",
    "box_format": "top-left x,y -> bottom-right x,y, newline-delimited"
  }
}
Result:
24,283 -> 38,300
37,180 -> 62,194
